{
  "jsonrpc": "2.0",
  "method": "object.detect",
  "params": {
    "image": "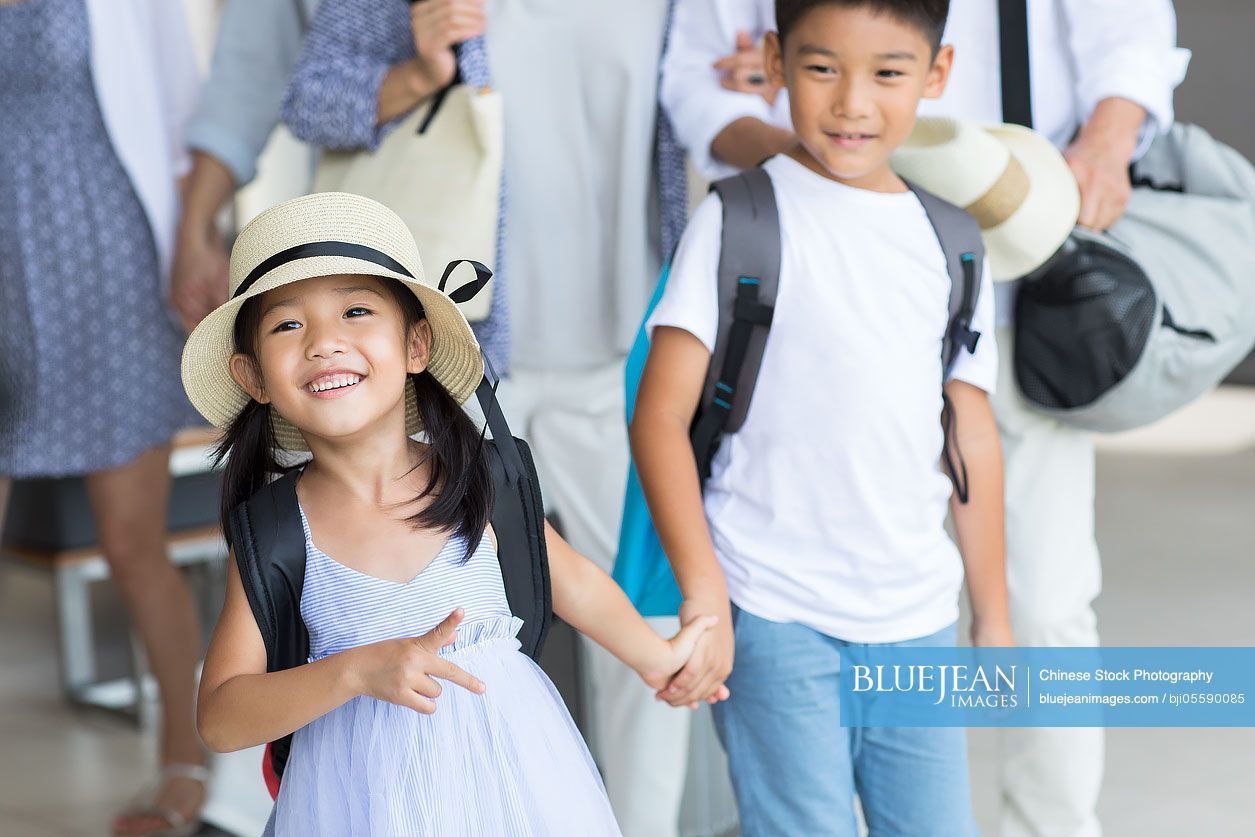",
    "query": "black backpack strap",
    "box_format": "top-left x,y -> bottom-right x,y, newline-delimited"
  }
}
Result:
690,167 -> 782,481
906,180 -> 986,504
998,0 -> 1033,128
475,361 -> 551,661
225,468 -> 307,782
